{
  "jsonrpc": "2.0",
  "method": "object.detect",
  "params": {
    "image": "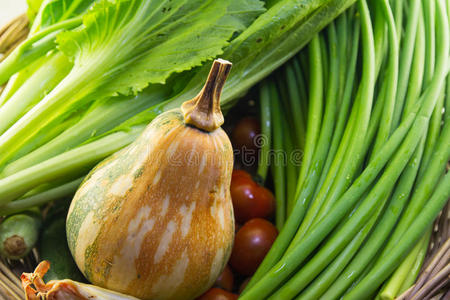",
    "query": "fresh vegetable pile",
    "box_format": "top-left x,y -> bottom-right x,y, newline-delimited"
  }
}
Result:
0,0 -> 354,213
0,0 -> 449,299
